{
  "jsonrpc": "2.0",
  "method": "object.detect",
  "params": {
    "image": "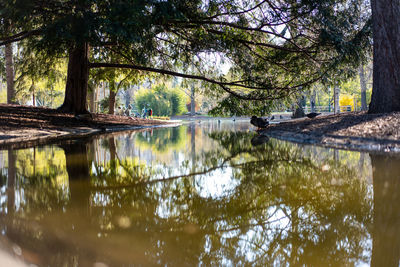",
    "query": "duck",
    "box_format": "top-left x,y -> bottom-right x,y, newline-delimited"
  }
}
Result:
250,116 -> 269,129
306,112 -> 321,119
